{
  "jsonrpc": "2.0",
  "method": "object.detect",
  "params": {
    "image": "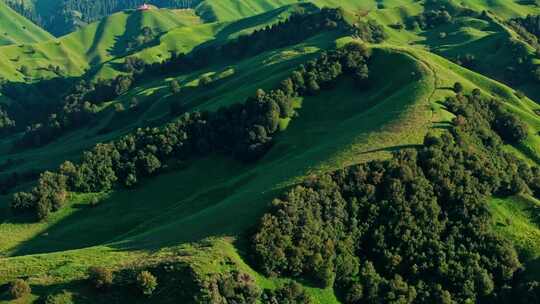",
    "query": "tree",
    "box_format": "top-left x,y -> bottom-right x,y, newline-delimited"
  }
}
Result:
494,112 -> 528,143
170,79 -> 181,94
87,267 -> 113,290
129,97 -> 139,110
33,171 -> 68,220
9,279 -> 31,299
19,65 -> 30,76
137,152 -> 161,176
262,282 -> 314,304
200,75 -> 212,87
11,191 -> 36,212
136,271 -> 158,296
114,75 -> 133,96
534,66 -> 540,83
114,103 -> 125,113
44,290 -> 73,304
453,82 -> 464,94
